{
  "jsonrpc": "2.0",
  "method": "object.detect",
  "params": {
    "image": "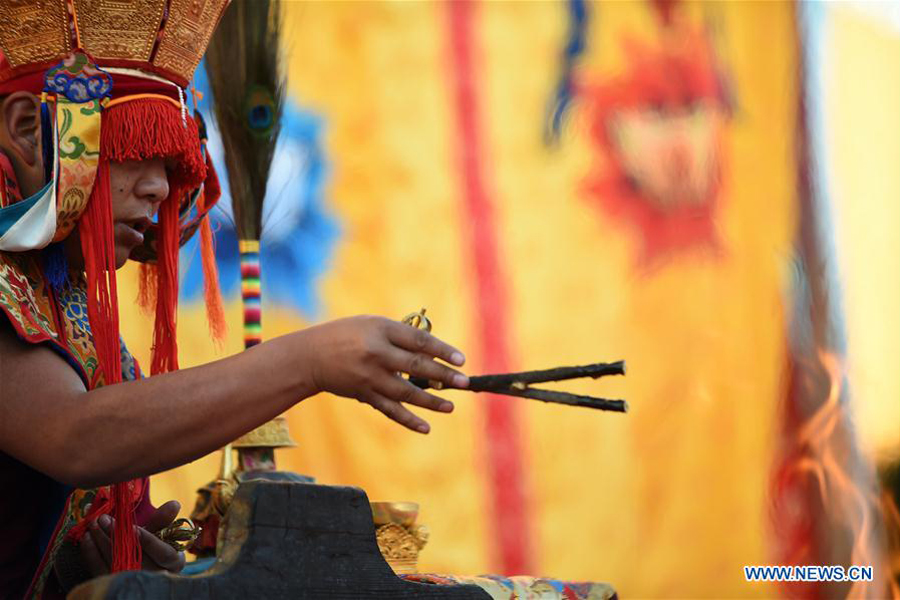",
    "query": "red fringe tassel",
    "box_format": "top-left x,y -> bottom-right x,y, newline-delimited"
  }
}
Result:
101,99 -> 205,191
101,99 -> 193,375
